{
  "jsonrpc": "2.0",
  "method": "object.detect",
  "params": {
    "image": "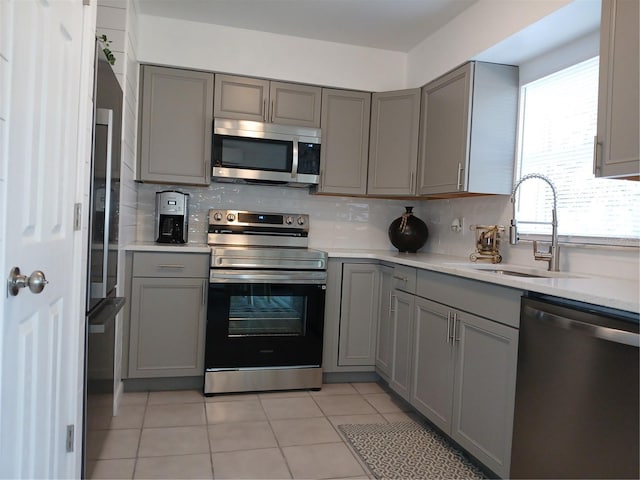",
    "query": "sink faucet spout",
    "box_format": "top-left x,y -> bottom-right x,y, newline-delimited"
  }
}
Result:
510,173 -> 560,272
